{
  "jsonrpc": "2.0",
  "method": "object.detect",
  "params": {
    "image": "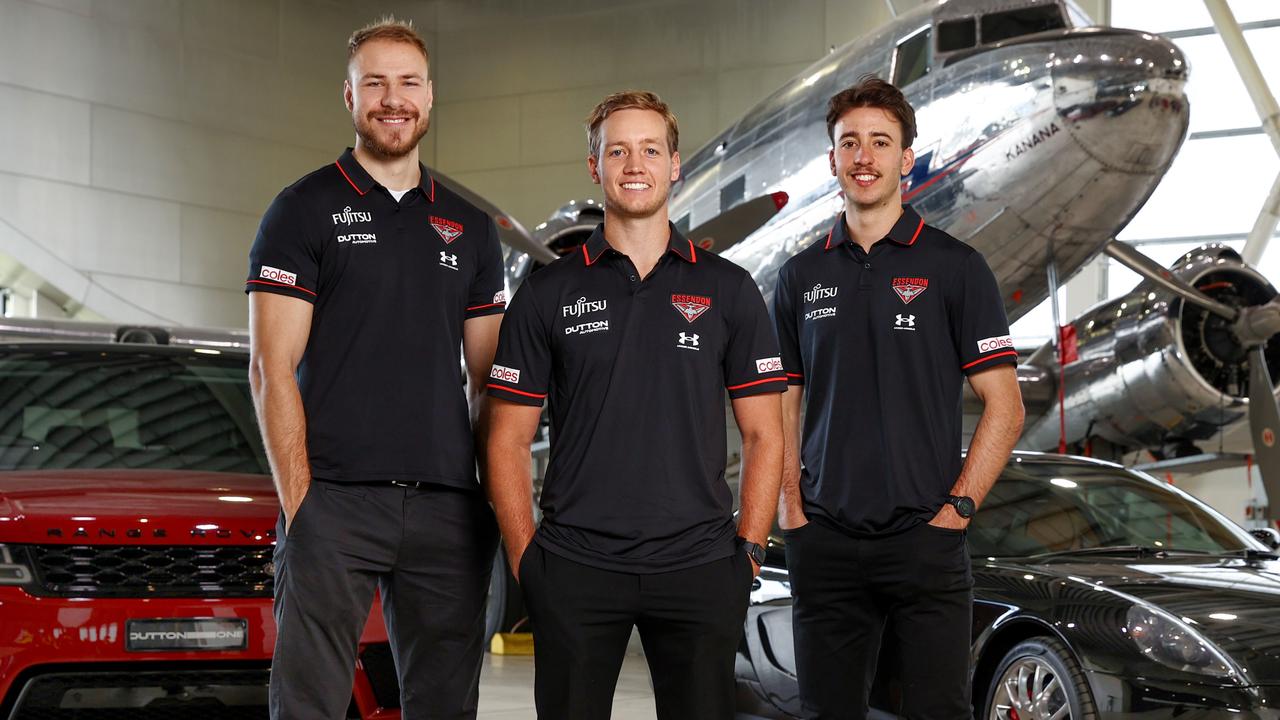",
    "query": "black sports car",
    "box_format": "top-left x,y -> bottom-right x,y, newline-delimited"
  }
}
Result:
736,453 -> 1280,719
